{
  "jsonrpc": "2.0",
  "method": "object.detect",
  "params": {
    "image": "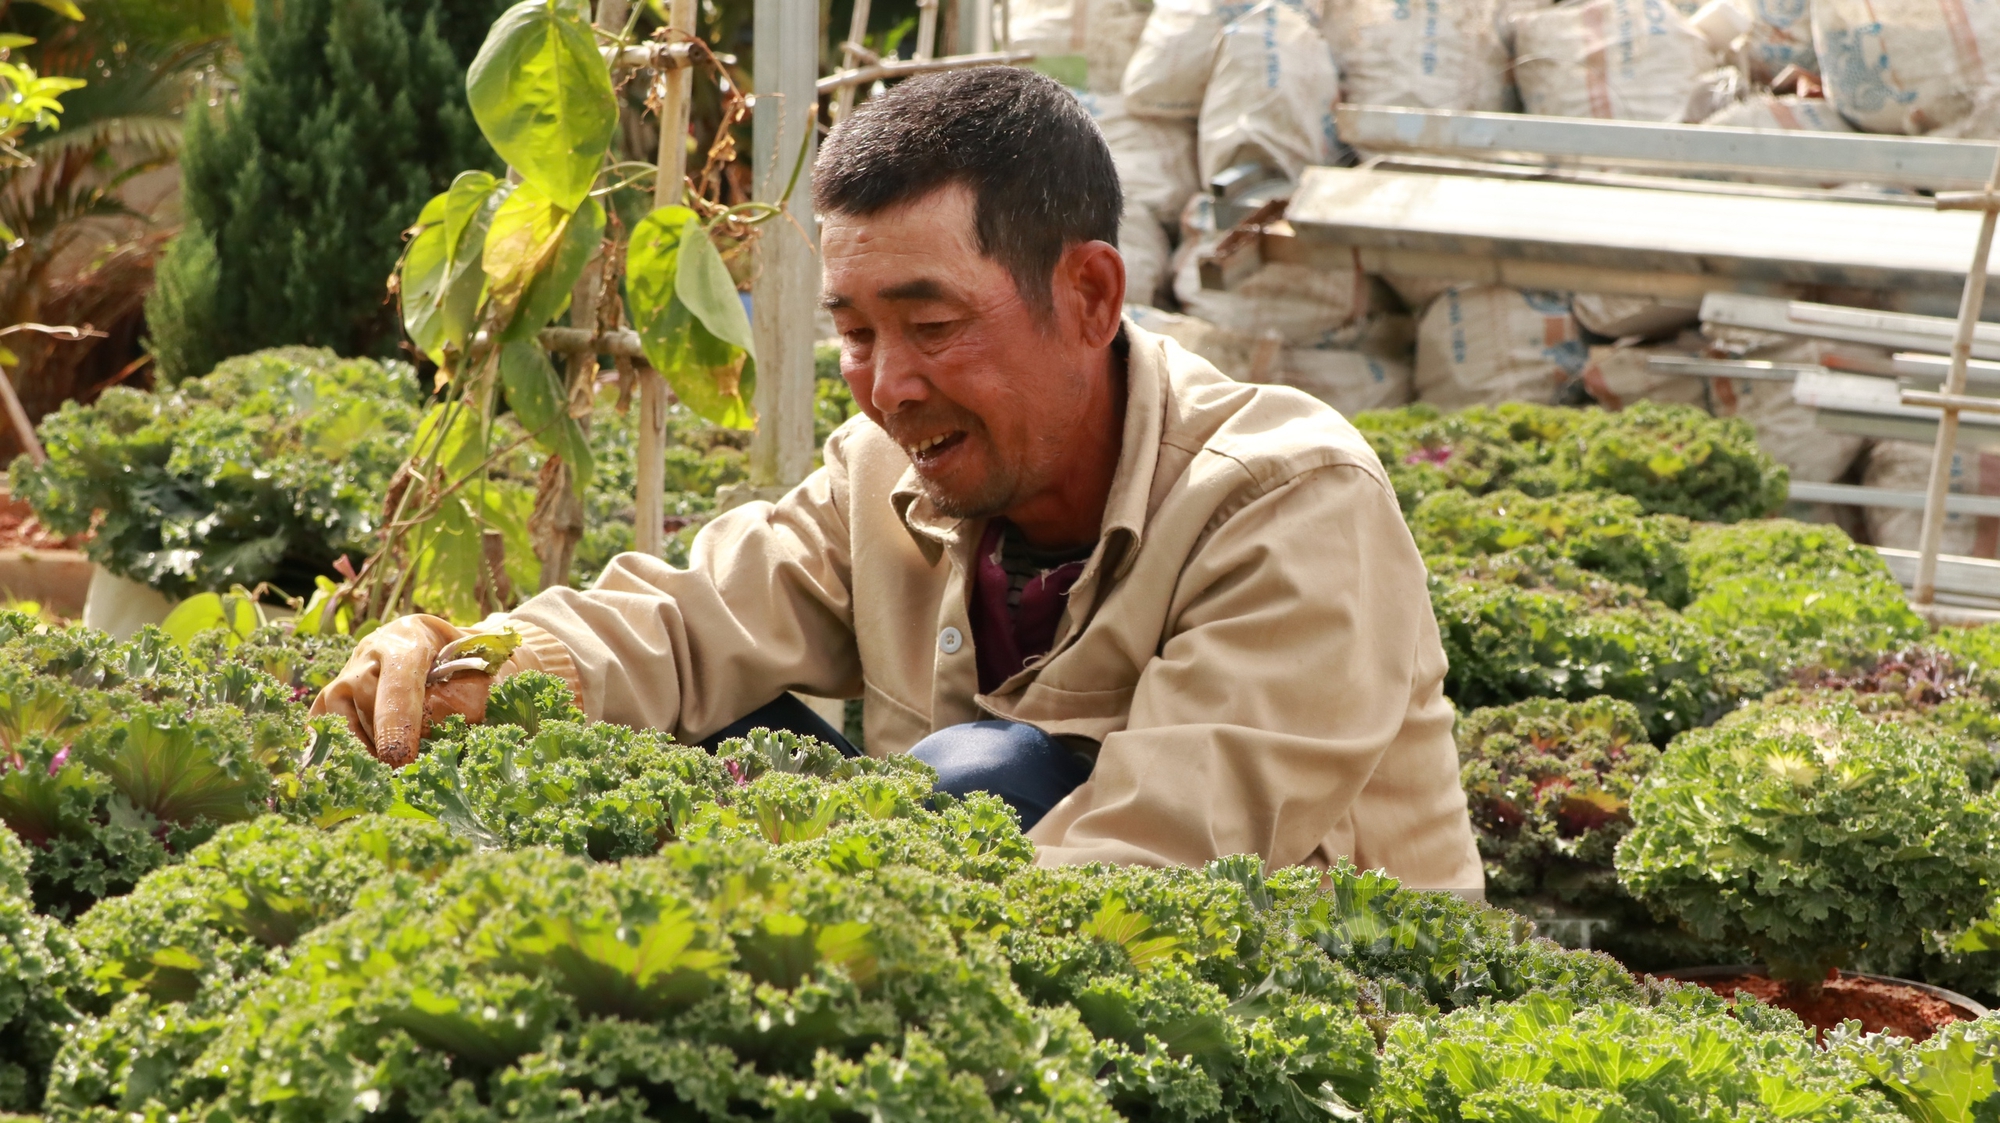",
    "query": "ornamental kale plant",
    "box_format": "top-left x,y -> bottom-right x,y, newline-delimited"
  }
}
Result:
0,881 -> 80,1113
1430,576 -> 1757,739
1374,991 -> 1900,1123
1835,1007 -> 2000,1123
1683,518 -> 1895,598
1456,697 -> 1658,909
1685,569 -> 1929,679
1355,401 -> 1786,523
11,347 -> 423,598
1409,489 -> 1692,606
1616,703 -> 2000,989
